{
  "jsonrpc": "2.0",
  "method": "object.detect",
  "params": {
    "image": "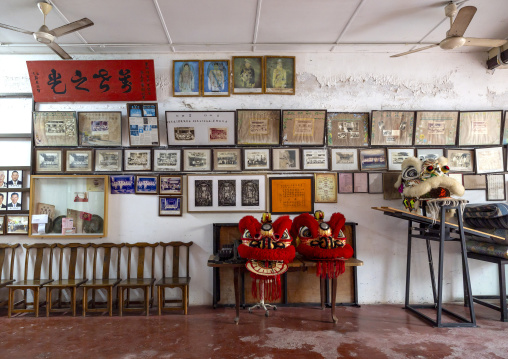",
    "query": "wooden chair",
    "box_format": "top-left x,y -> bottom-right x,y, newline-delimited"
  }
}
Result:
7,243 -> 56,318
117,242 -> 159,316
82,243 -> 123,317
156,241 -> 193,315
0,244 -> 20,307
44,243 -> 90,317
